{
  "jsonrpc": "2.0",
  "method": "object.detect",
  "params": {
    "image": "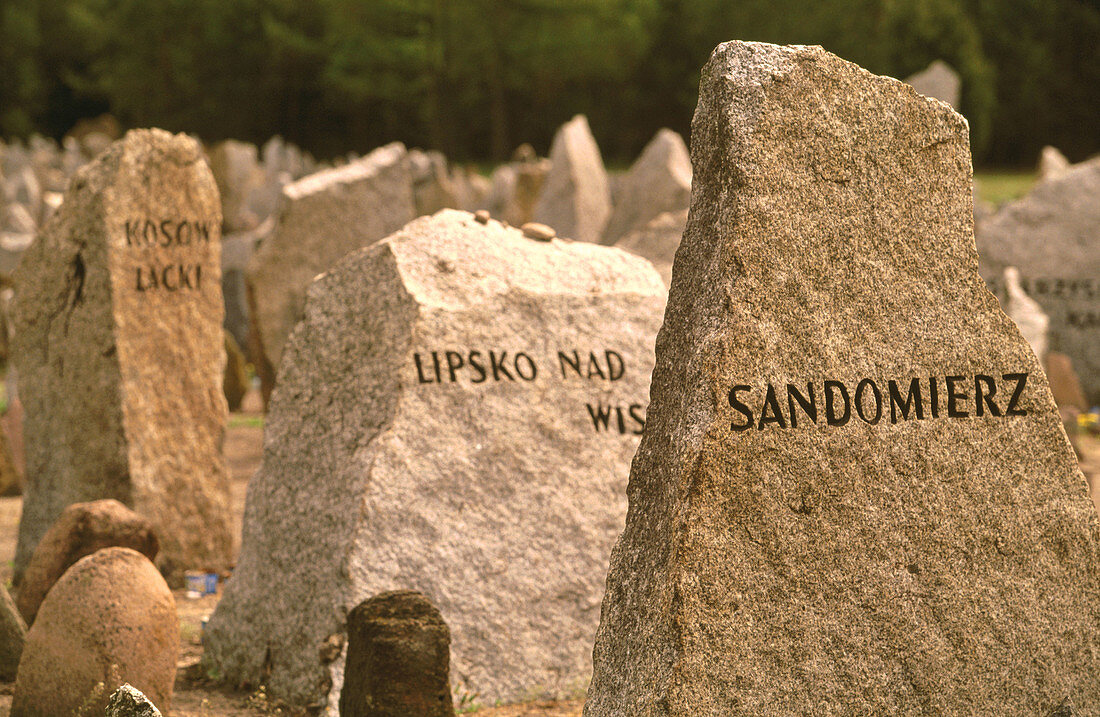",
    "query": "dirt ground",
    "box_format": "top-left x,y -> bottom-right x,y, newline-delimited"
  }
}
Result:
0,389 -> 583,716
